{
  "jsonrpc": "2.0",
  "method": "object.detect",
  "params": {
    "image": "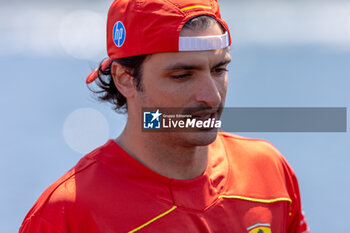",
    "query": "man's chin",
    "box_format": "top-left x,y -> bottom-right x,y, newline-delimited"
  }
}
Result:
180,128 -> 219,147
